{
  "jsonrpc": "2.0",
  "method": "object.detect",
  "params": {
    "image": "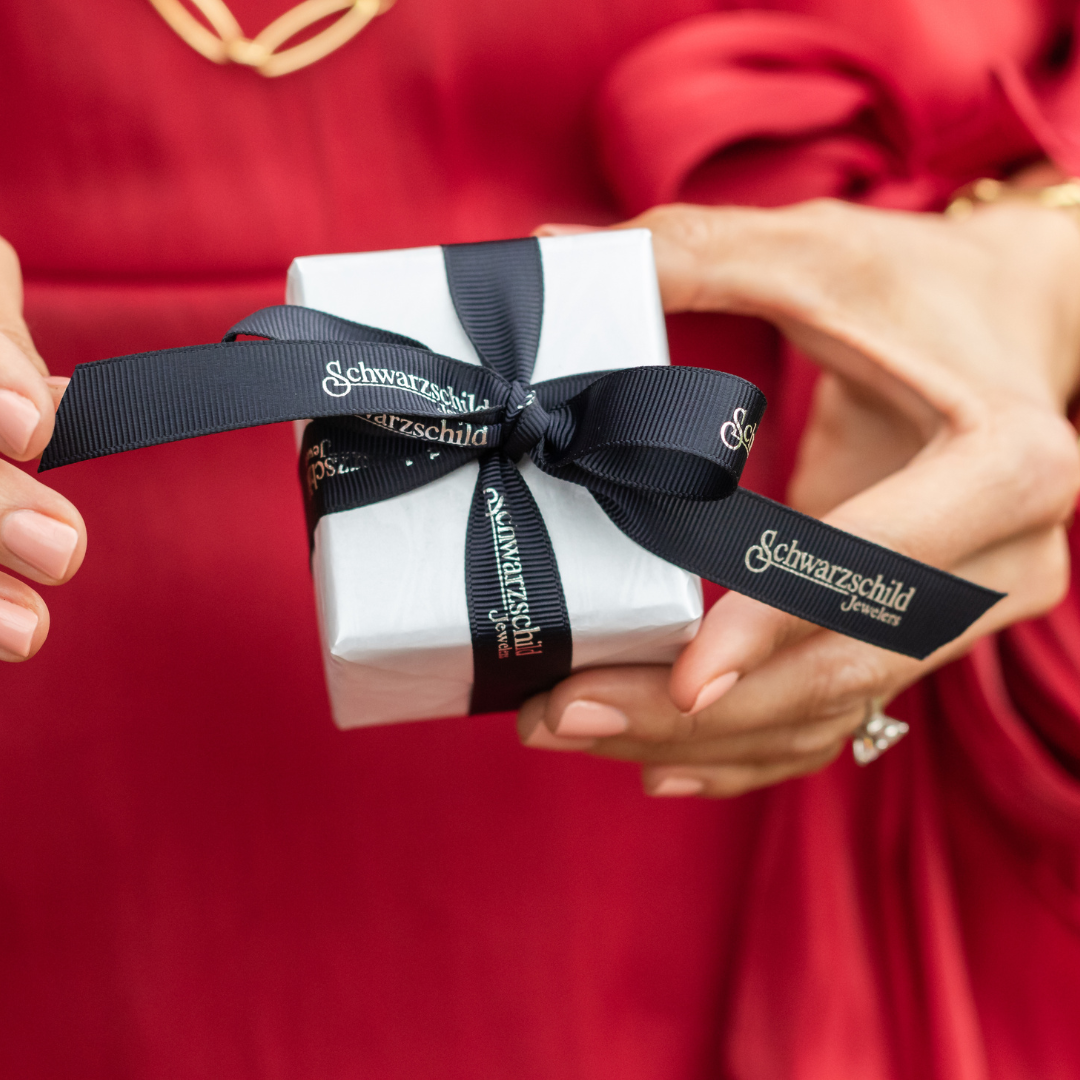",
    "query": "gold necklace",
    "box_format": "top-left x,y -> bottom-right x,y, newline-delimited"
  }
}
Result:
148,0 -> 395,77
